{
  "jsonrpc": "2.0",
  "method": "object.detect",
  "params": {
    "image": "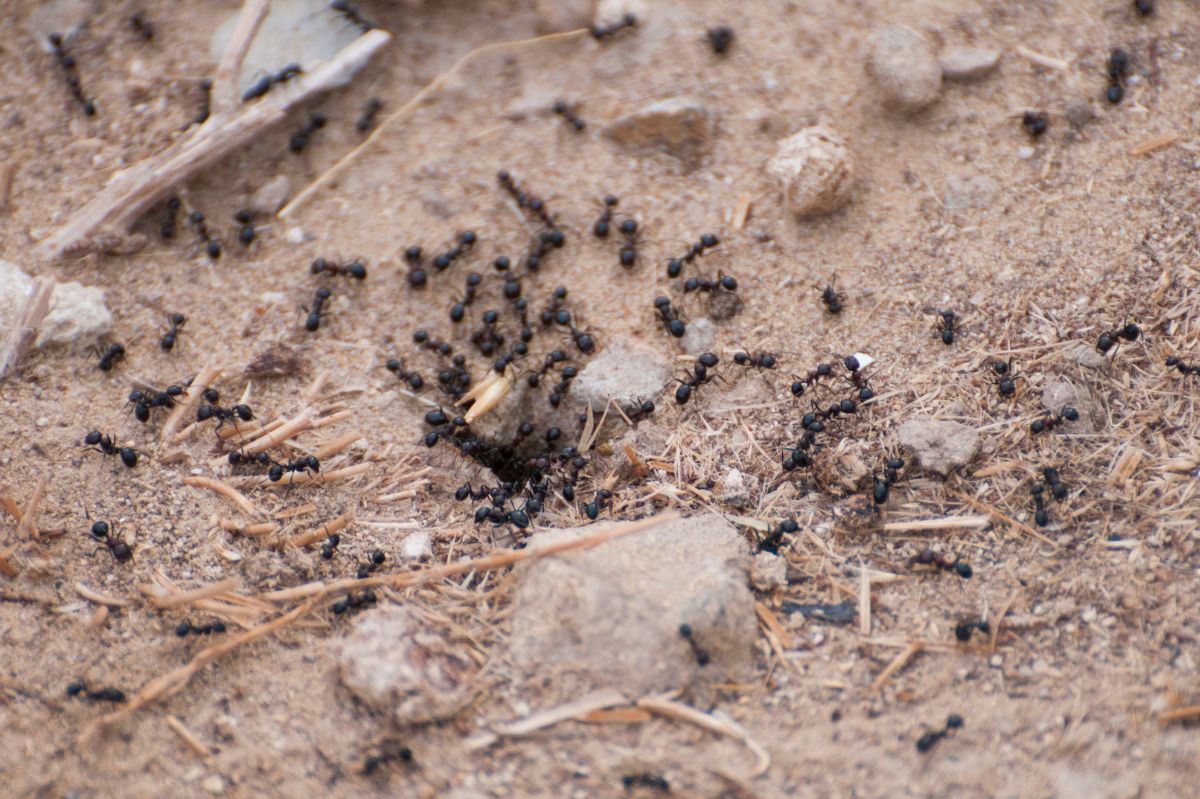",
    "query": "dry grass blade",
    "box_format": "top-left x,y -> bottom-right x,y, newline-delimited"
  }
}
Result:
142,576 -> 241,609
288,512 -> 353,548
492,688 -> 628,738
868,642 -> 922,692
14,475 -> 47,541
165,715 -> 214,762
881,515 -> 989,532
636,694 -> 771,778
183,476 -> 261,517
163,365 -> 221,441
75,582 -> 133,608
